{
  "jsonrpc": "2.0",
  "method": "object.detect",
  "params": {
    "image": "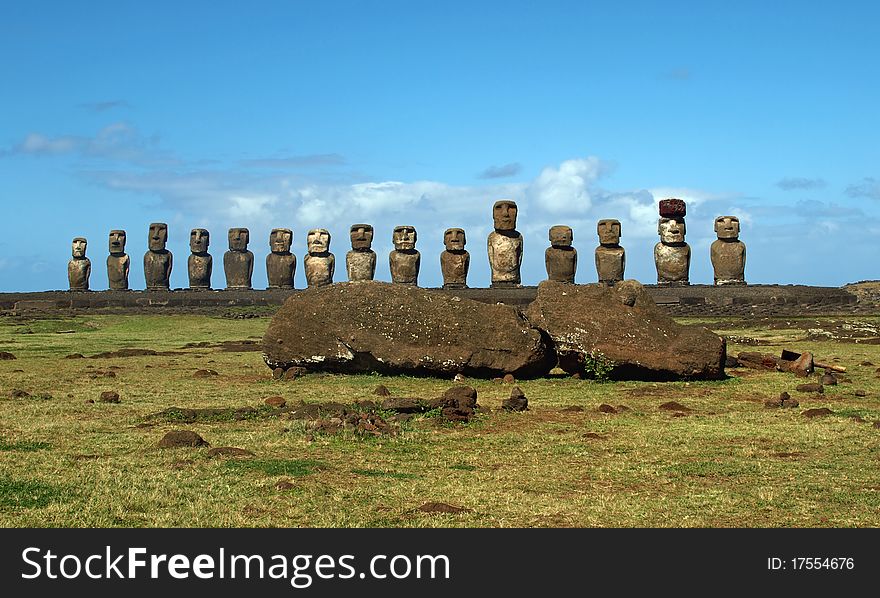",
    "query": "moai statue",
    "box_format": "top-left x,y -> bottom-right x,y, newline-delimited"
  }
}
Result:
544,225 -> 577,283
487,200 -> 523,288
389,225 -> 420,285
440,227 -> 470,289
266,228 -> 296,289
106,230 -> 130,290
187,229 -> 212,290
711,215 -> 746,286
304,228 -> 334,287
223,227 -> 254,290
144,222 -> 172,291
346,224 -> 376,282
68,237 -> 91,291
594,219 -> 625,285
654,199 -> 690,286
